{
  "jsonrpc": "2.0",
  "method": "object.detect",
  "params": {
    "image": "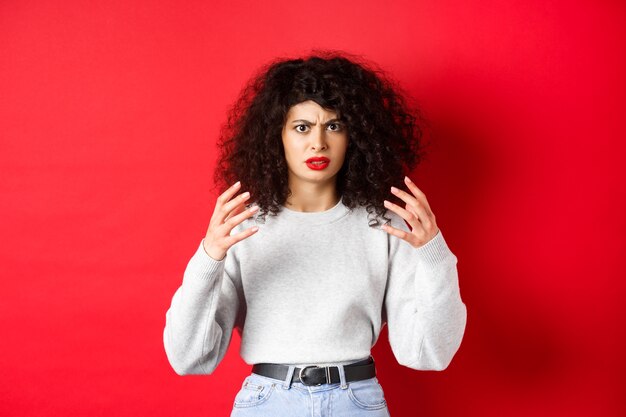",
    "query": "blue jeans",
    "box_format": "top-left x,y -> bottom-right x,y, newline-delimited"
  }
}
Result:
230,363 -> 391,417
